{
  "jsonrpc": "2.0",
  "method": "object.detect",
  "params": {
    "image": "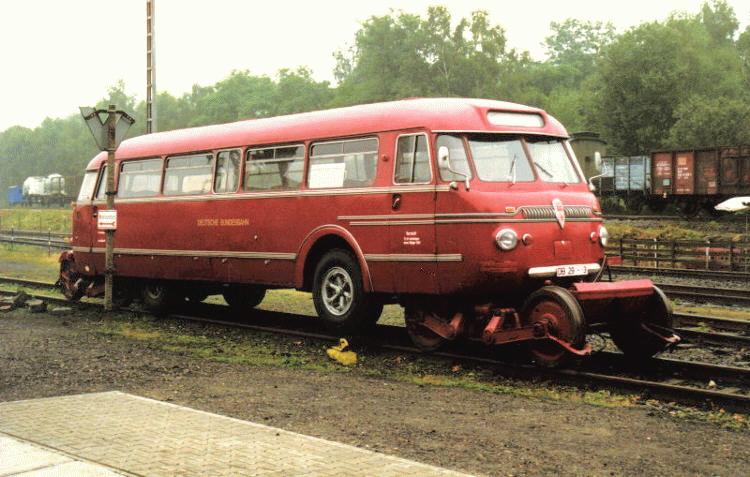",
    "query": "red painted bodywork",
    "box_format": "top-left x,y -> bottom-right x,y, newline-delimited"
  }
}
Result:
69,98 -> 605,299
